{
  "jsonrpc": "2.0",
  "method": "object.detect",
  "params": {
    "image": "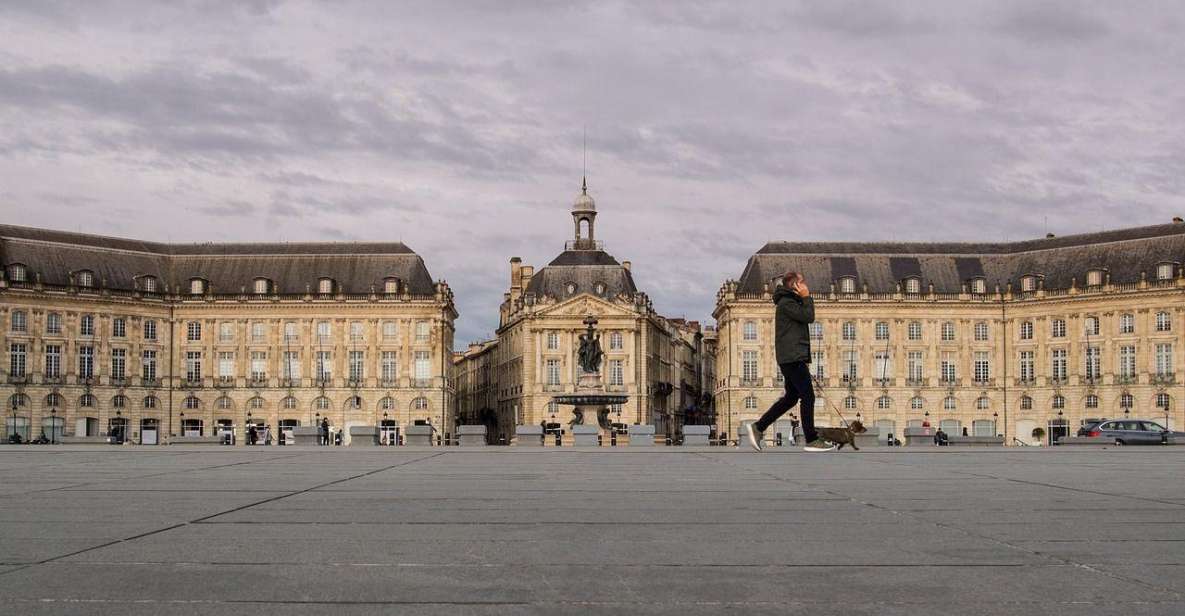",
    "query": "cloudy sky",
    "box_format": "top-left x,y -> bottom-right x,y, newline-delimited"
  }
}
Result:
2,1 -> 1183,346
